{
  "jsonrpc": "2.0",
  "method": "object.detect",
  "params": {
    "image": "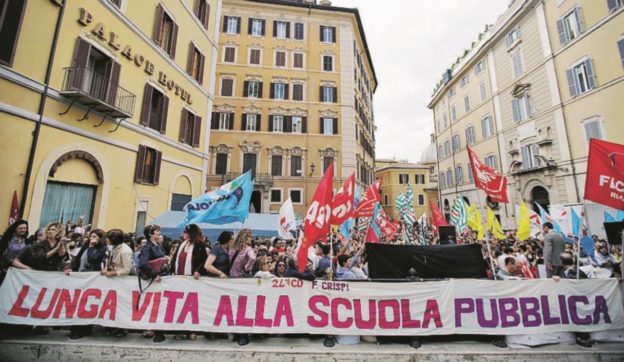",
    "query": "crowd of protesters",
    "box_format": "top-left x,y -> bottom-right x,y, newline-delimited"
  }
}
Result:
0,216 -> 622,348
